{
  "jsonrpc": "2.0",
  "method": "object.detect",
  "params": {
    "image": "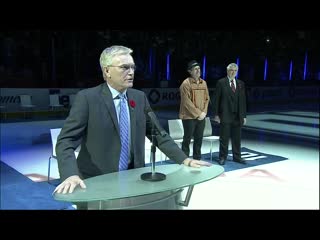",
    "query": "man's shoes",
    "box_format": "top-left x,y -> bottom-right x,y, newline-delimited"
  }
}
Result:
218,159 -> 225,165
234,158 -> 246,164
